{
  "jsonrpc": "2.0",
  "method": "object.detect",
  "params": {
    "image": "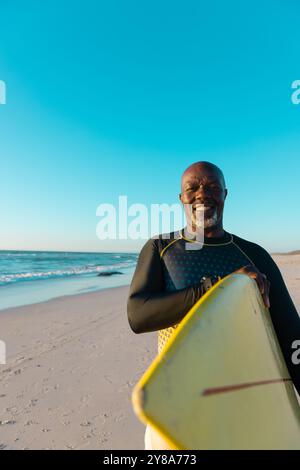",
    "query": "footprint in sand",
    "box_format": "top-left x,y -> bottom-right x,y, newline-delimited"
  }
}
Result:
80,421 -> 92,427
114,413 -> 125,422
5,406 -> 18,413
99,431 -> 111,444
80,394 -> 91,404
